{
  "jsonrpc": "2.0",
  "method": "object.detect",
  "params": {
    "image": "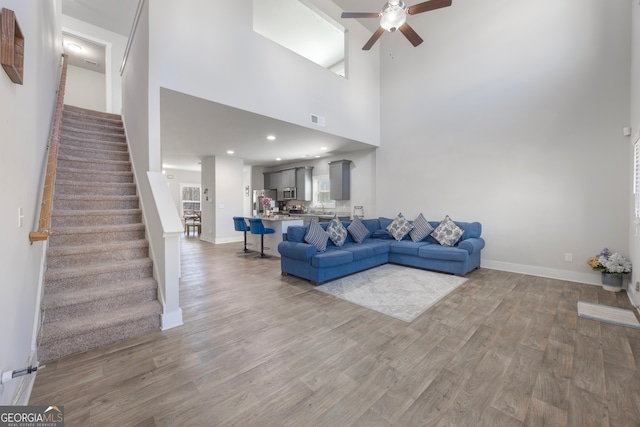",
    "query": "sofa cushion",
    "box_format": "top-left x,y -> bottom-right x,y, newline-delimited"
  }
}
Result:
387,213 -> 414,241
347,216 -> 370,243
305,220 -> 329,251
418,244 -> 468,262
379,217 -> 393,230
431,215 -> 464,247
287,225 -> 308,243
389,240 -> 431,256
340,243 -> 374,261
365,239 -> 394,256
409,213 -> 434,242
327,216 -> 347,247
310,249 -> 354,268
